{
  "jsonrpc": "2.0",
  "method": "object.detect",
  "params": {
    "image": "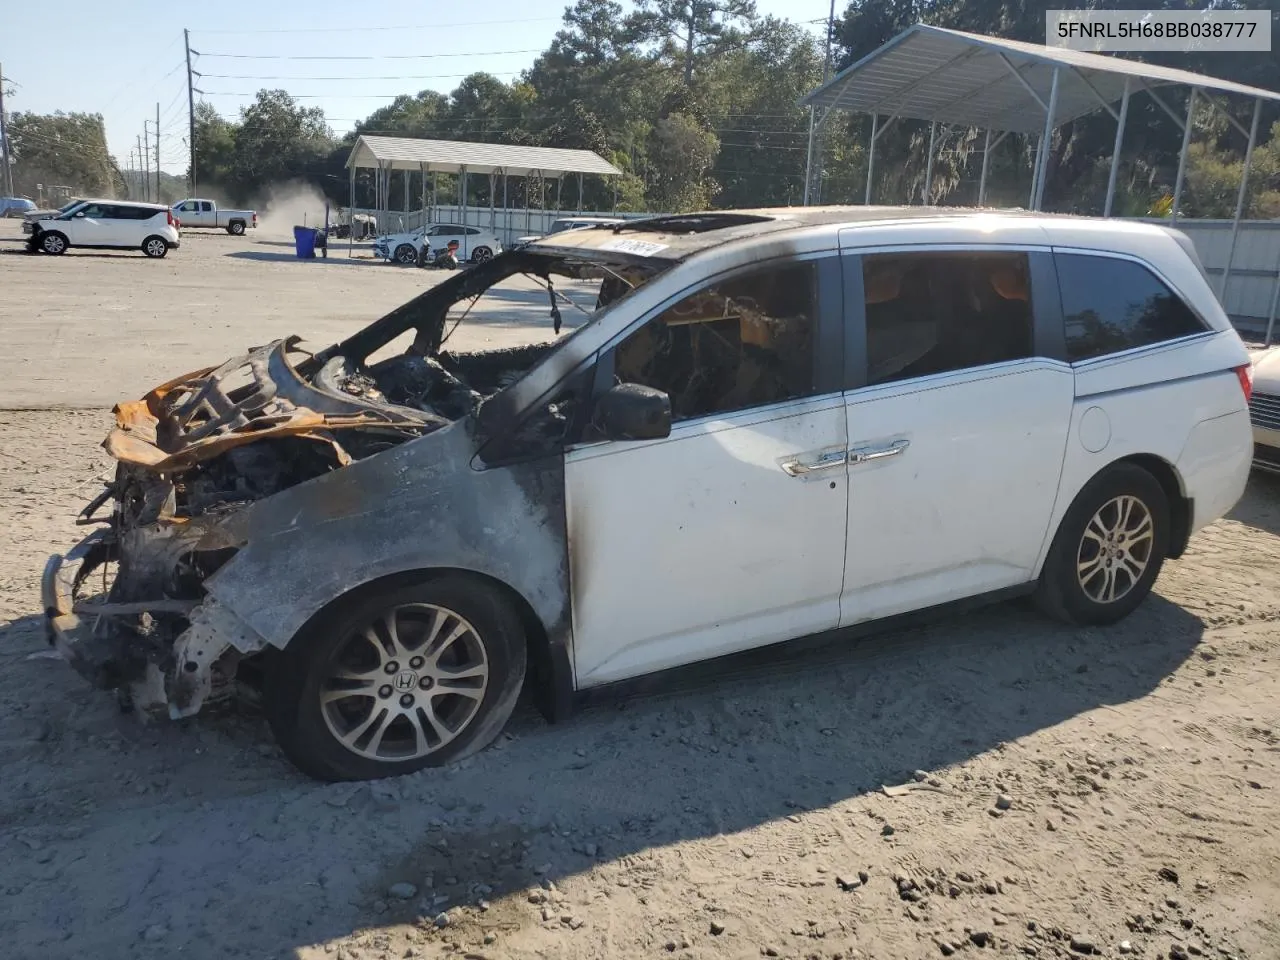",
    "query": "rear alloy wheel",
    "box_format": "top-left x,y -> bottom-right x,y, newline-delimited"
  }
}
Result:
394,243 -> 418,265
40,231 -> 68,255
1034,463 -> 1169,626
265,576 -> 527,781
471,246 -> 493,263
227,221 -> 246,236
142,236 -> 170,258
